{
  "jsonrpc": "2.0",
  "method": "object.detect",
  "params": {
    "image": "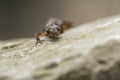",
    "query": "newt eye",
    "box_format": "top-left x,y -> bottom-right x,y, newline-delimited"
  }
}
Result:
58,29 -> 60,32
57,27 -> 61,31
46,30 -> 50,34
